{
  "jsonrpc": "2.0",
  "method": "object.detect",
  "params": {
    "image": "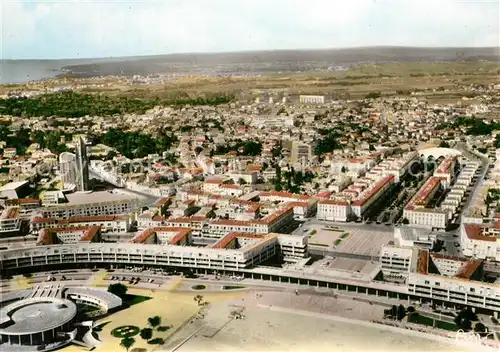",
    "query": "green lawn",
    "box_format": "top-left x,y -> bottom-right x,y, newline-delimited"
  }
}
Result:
408,313 -> 459,331
111,325 -> 140,338
334,239 -> 342,246
123,294 -> 151,306
191,284 -> 206,290
222,285 -> 246,290
309,242 -> 328,247
340,233 -> 349,239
